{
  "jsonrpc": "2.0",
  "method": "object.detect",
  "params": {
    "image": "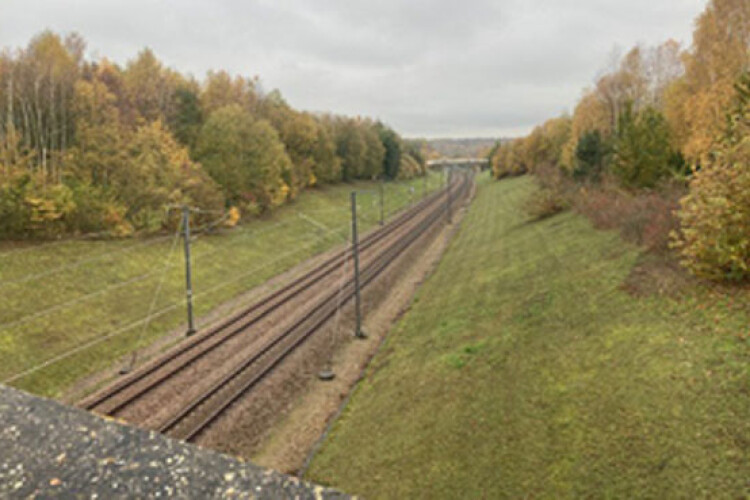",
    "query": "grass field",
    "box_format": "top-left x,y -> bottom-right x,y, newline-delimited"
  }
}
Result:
0,174 -> 443,398
307,174 -> 749,498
